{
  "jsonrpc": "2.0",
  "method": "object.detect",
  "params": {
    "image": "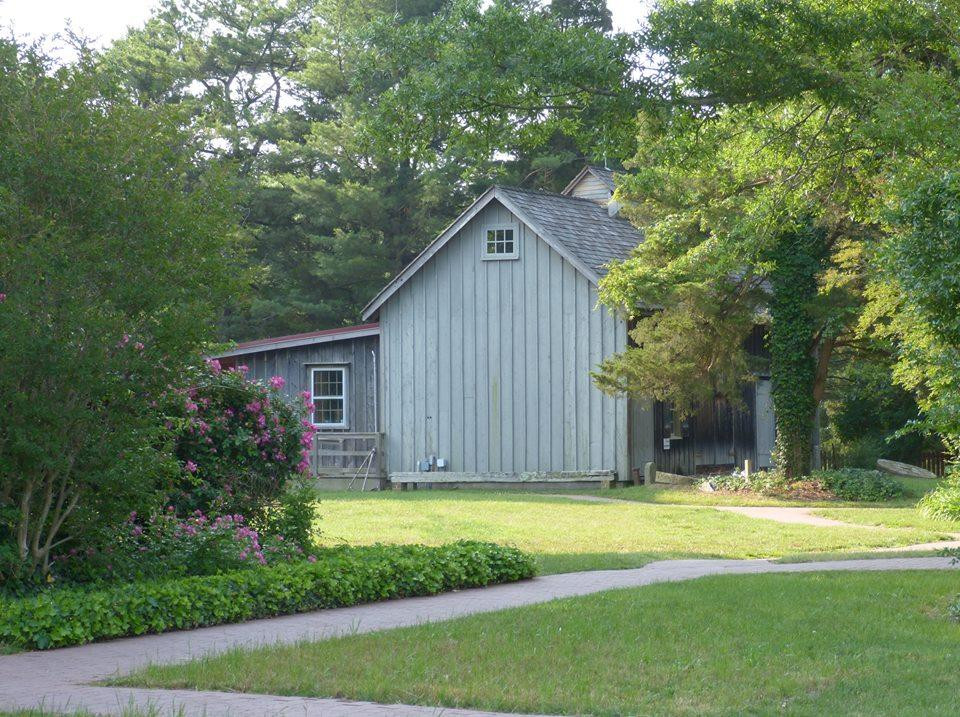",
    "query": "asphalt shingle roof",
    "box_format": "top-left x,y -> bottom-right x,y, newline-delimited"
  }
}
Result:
496,185 -> 642,276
